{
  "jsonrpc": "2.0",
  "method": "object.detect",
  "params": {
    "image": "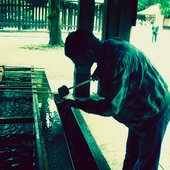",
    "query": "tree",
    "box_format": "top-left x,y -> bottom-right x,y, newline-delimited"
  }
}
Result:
137,0 -> 159,11
160,0 -> 170,18
48,0 -> 63,46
